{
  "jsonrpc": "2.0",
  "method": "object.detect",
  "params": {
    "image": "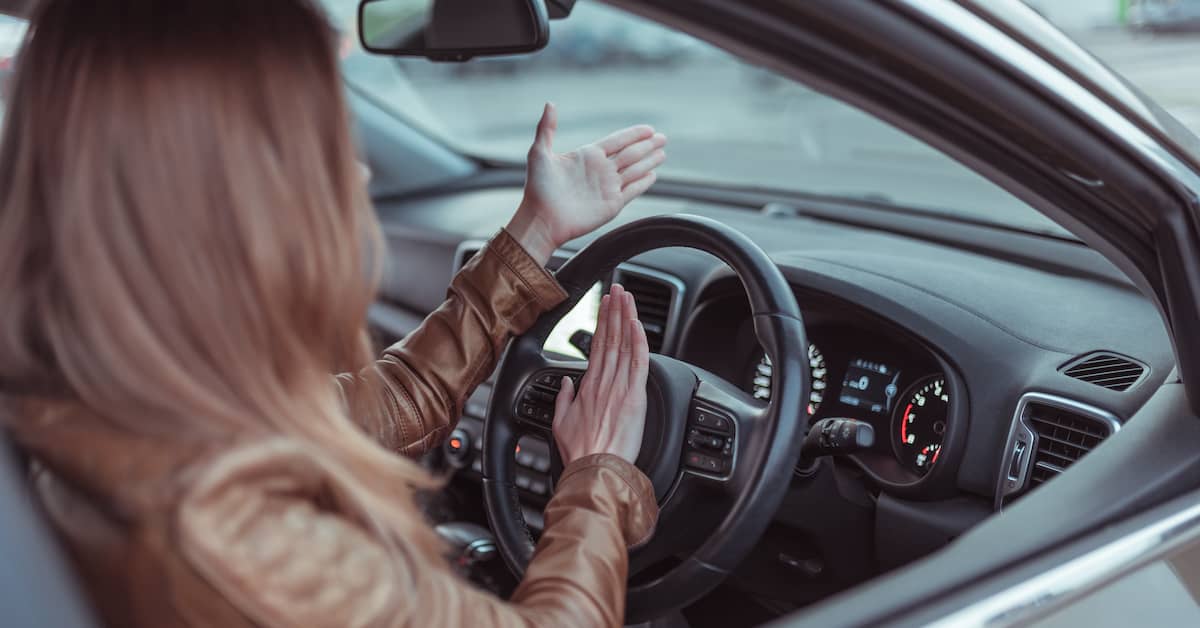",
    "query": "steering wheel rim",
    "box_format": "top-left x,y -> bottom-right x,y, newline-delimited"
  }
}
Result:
482,214 -> 808,622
